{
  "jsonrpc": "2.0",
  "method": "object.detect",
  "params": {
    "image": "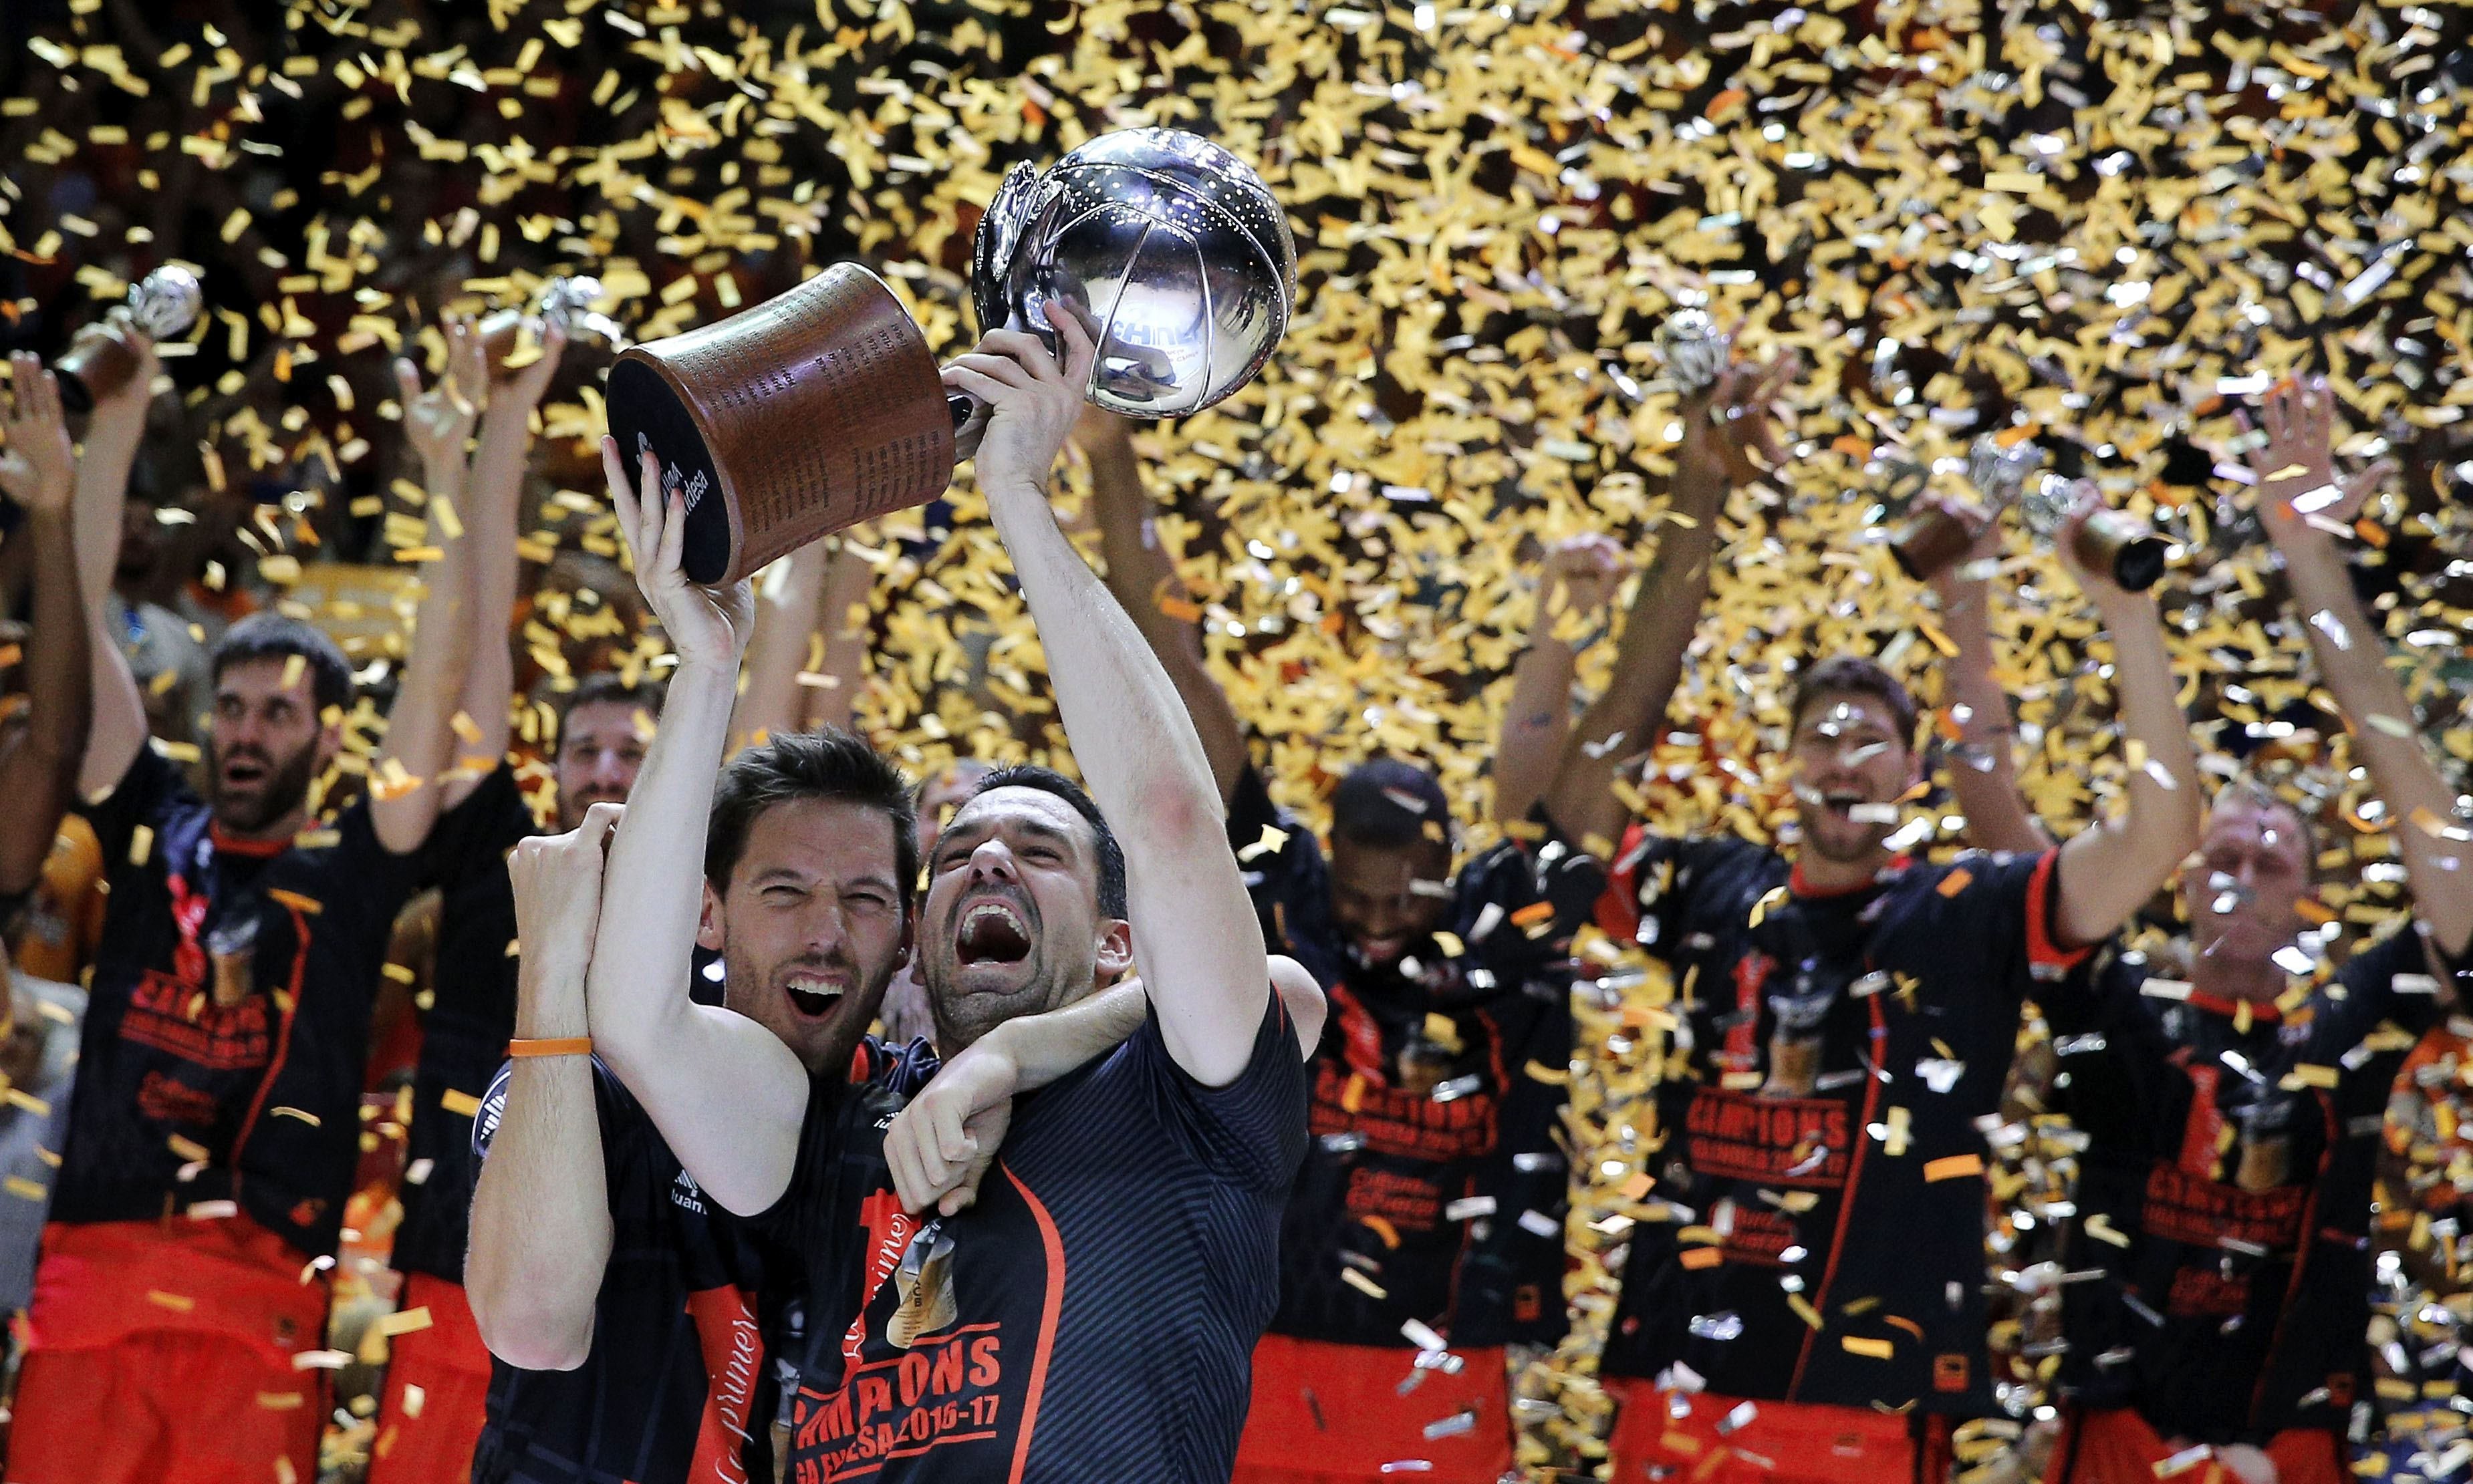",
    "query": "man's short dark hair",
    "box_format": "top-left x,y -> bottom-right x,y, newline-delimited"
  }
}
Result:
705,730 -> 918,917
1330,758 -> 1452,853
209,613 -> 354,715
555,672 -> 666,743
1788,655 -> 1918,747
970,765 -> 1129,921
